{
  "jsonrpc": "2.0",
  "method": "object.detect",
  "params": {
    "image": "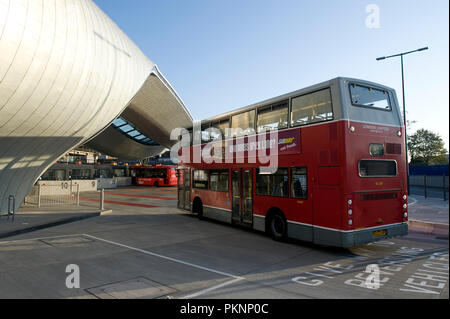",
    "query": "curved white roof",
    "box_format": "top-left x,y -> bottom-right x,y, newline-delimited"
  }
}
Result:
0,0 -> 192,213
